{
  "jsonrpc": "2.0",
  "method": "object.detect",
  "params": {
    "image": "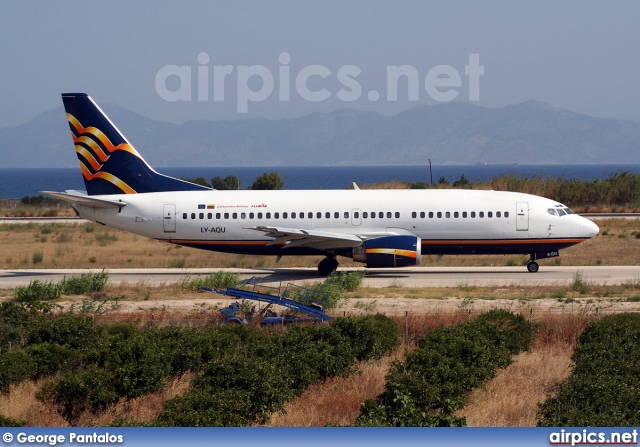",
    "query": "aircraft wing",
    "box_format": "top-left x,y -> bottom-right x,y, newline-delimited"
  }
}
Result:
246,226 -> 364,251
41,190 -> 127,208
